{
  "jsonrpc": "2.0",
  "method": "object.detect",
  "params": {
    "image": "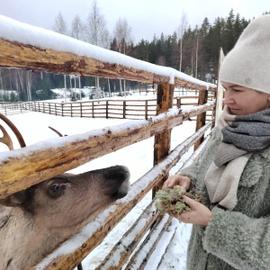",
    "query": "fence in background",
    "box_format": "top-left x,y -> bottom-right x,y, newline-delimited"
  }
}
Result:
0,93 -> 215,120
